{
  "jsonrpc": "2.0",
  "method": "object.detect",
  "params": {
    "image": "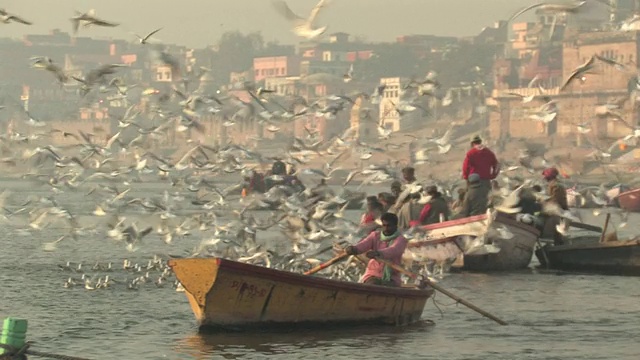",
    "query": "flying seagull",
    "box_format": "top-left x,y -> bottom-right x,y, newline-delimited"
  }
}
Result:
0,9 -> 32,25
509,1 -> 587,23
272,0 -> 329,40
70,9 -> 119,34
560,54 -> 626,91
135,28 -> 162,45
30,57 -> 69,84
